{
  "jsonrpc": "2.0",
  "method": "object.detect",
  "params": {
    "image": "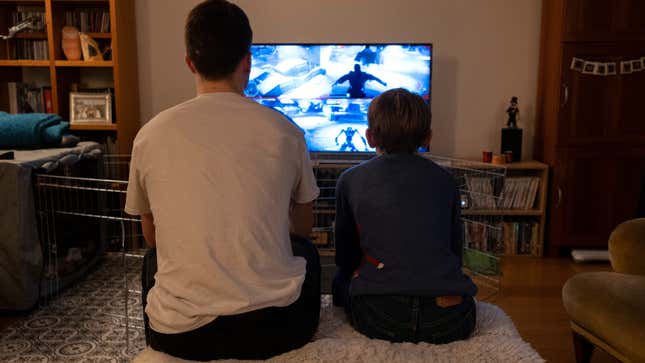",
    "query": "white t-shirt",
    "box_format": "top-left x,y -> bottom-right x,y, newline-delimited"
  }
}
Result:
124,92 -> 320,334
